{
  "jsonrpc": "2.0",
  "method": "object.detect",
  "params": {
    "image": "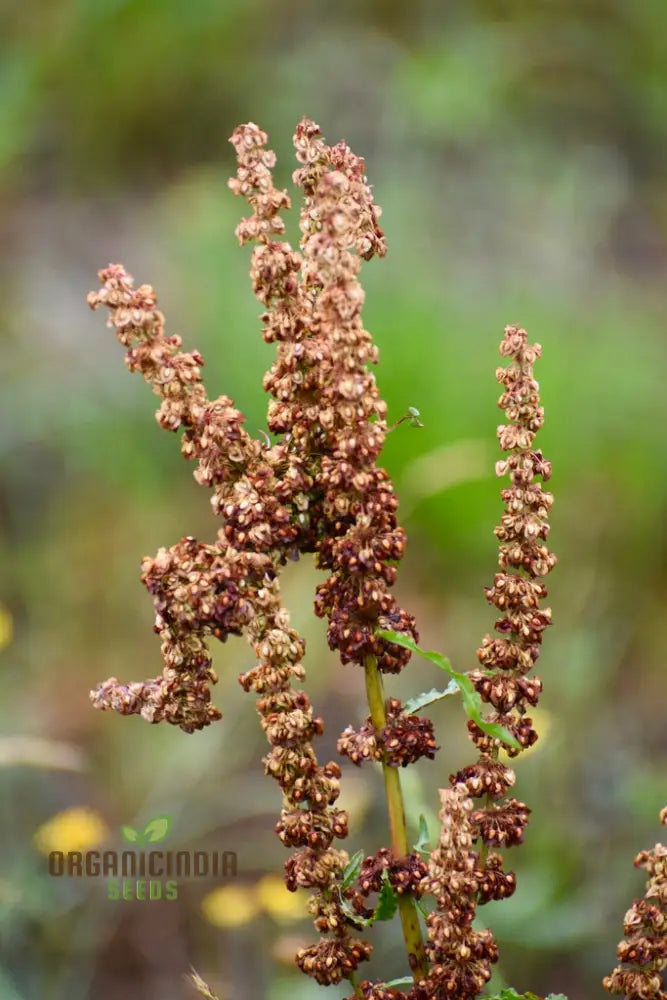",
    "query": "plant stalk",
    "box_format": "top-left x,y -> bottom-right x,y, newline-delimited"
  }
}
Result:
363,654 -> 429,982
